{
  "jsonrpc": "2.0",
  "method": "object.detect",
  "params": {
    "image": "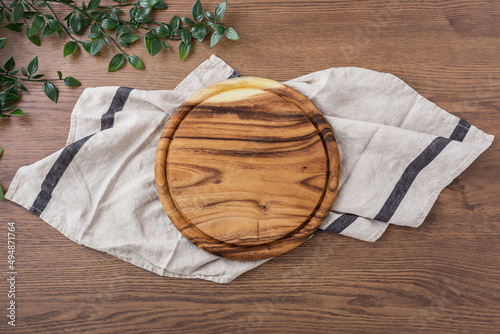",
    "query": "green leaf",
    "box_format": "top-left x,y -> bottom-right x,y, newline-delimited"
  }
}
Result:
101,18 -> 118,30
69,14 -> 82,34
82,1 -> 87,11
169,15 -> 179,32
0,37 -> 6,49
191,23 -> 200,34
90,38 -> 103,56
1,77 -> 16,87
8,86 -> 17,95
181,29 -> 192,45
192,0 -> 202,19
210,31 -> 222,48
12,3 -> 24,24
0,92 -> 18,103
103,37 -> 110,47
9,108 -> 24,116
82,41 -> 92,53
29,16 -> 45,37
153,1 -> 167,9
87,0 -> 100,10
108,53 -> 125,72
139,0 -> 161,8
120,33 -> 139,43
128,55 -> 144,69
80,15 -> 91,31
215,1 -> 227,21
90,22 -> 100,34
128,6 -> 136,20
115,25 -> 124,37
63,41 -> 78,58
43,82 -> 58,103
178,41 -> 191,61
20,66 -> 28,76
27,34 -> 40,46
4,23 -> 24,32
212,24 -> 225,34
48,19 -> 63,32
41,25 -> 55,38
144,32 -> 154,54
1,104 -> 15,111
64,76 -> 81,87
111,8 -> 123,14
225,27 -> 239,40
57,71 -> 63,80
0,185 -> 4,200
23,11 -> 41,19
150,38 -> 162,56
4,56 -> 15,72
17,82 -> 27,91
195,26 -> 207,43
156,24 -> 170,37
76,12 -> 90,30
136,7 -> 151,22
0,147 -> 2,157
32,74 -> 44,79
161,40 -> 169,50
181,17 -> 194,24
204,10 -> 214,21
107,12 -> 118,21
88,32 -> 101,39
63,12 -> 73,21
